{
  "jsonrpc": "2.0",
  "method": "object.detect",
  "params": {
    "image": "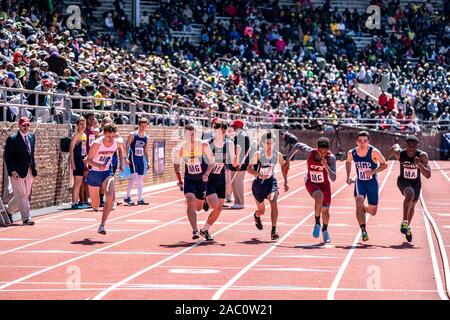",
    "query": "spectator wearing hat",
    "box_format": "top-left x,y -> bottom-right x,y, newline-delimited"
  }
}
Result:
3,117 -> 37,225
229,119 -> 250,209
44,46 -> 68,77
